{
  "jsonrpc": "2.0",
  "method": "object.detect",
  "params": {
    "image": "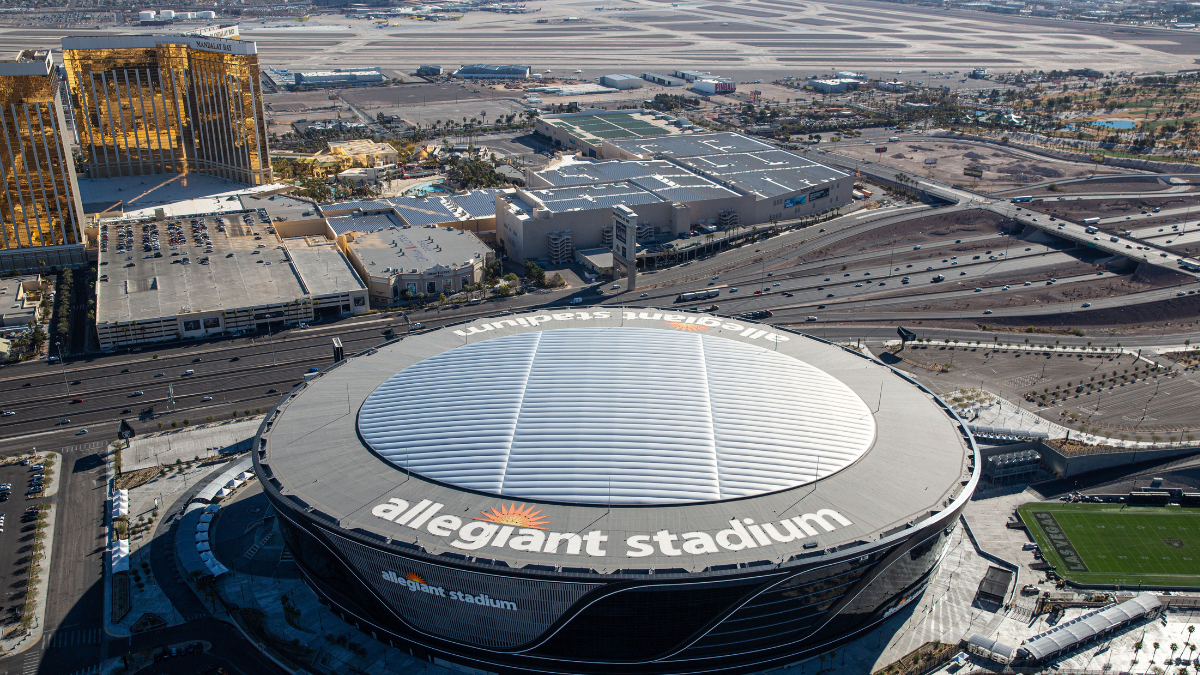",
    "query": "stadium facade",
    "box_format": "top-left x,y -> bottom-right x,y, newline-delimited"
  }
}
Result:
255,309 -> 978,674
